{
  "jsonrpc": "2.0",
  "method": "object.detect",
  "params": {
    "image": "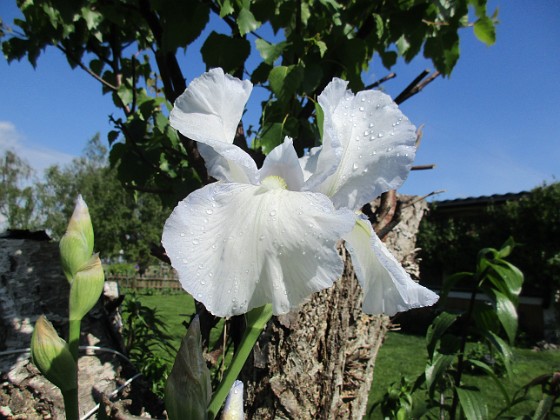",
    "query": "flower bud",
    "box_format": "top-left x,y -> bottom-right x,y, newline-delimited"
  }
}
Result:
165,316 -> 211,420
222,380 -> 244,420
59,231 -> 90,283
67,195 -> 94,256
31,315 -> 77,391
59,195 -> 94,282
69,254 -> 105,321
